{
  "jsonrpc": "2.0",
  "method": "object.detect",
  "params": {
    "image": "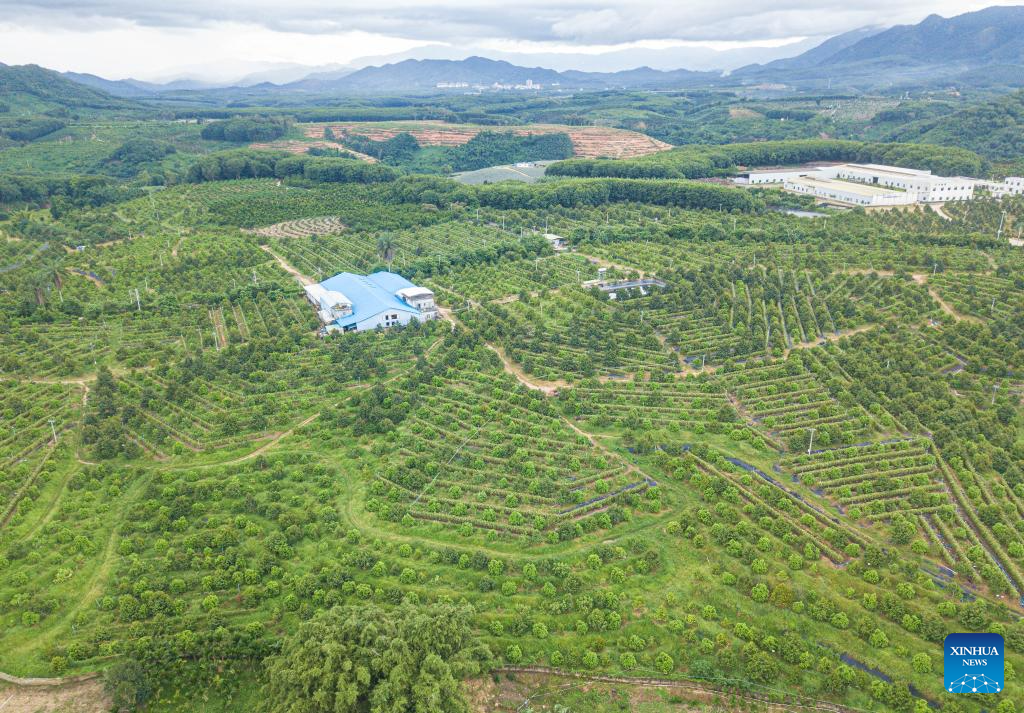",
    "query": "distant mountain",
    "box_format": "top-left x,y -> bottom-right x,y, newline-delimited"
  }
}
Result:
62,72 -> 160,98
737,6 -> 1024,89
822,6 -> 1024,66
0,64 -> 130,109
748,26 -> 886,72
343,38 -> 823,74
285,56 -> 715,93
